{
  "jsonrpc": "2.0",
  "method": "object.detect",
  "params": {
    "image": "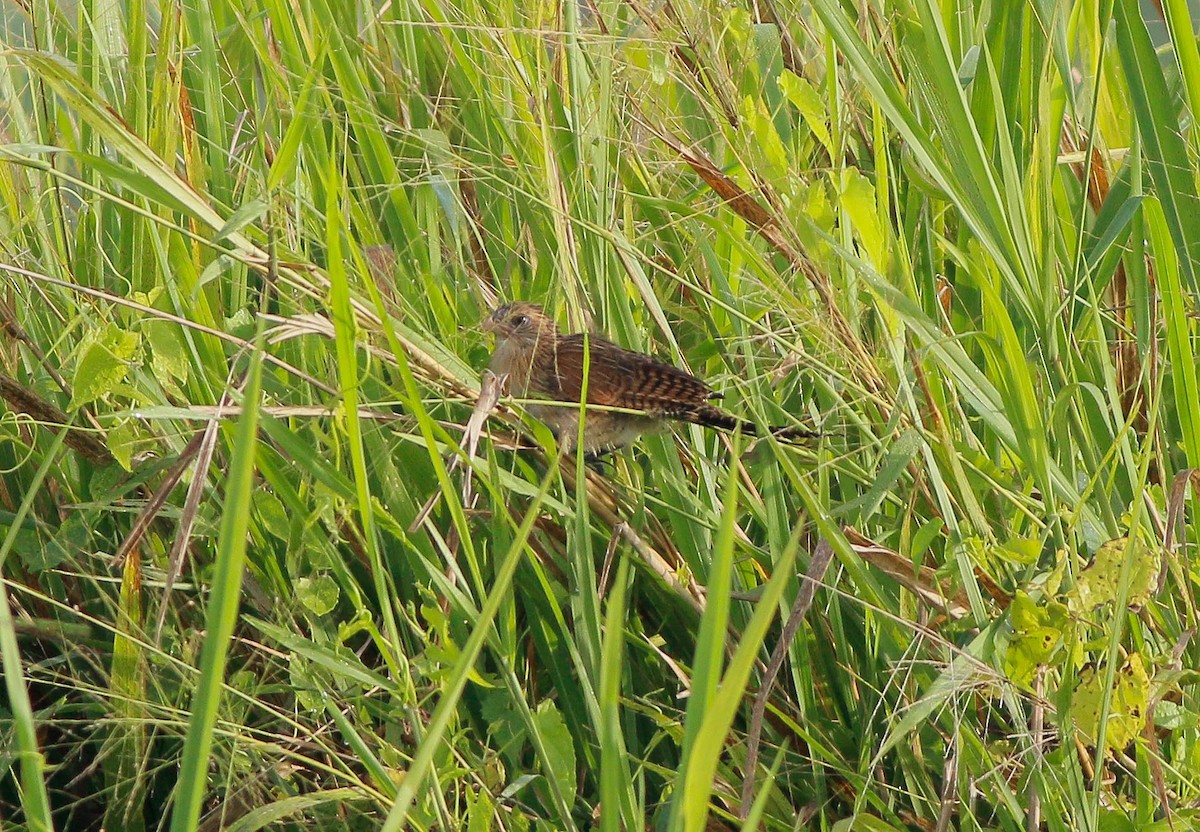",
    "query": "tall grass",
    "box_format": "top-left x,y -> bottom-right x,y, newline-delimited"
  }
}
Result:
1,0 -> 1198,829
